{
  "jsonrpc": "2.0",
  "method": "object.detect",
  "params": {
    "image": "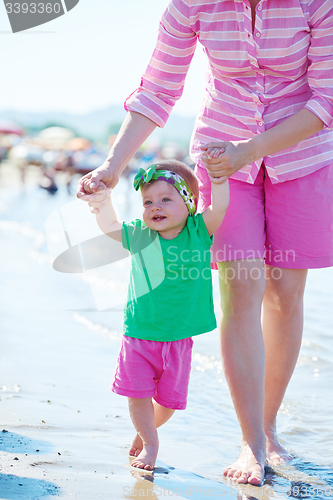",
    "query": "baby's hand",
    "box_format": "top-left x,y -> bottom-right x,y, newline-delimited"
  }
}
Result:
82,179 -> 109,195
200,143 -> 227,183
201,144 -> 226,160
81,180 -> 111,214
